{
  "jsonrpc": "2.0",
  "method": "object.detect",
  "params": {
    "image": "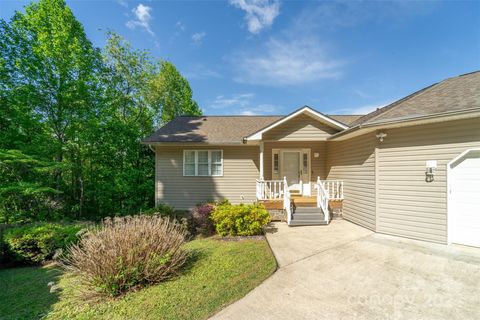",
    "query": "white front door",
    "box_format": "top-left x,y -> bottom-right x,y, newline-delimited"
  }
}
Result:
449,149 -> 480,247
282,151 -> 301,191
